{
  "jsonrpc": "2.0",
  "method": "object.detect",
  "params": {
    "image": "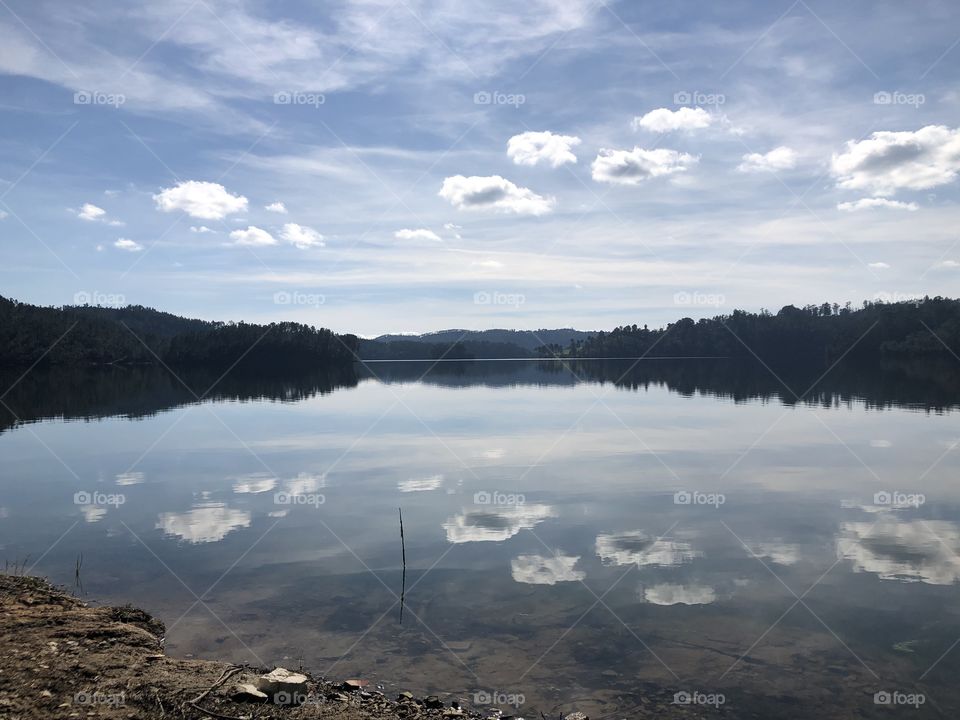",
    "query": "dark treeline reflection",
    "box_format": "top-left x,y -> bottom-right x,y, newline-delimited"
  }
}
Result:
0,364 -> 360,434
361,357 -> 960,412
2,357 -> 957,434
